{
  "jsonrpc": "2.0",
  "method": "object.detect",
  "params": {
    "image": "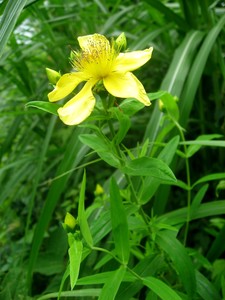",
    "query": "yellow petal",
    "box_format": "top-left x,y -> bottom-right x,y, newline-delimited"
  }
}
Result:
113,47 -> 153,72
57,79 -> 97,125
48,72 -> 85,102
78,34 -> 110,52
103,72 -> 151,106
